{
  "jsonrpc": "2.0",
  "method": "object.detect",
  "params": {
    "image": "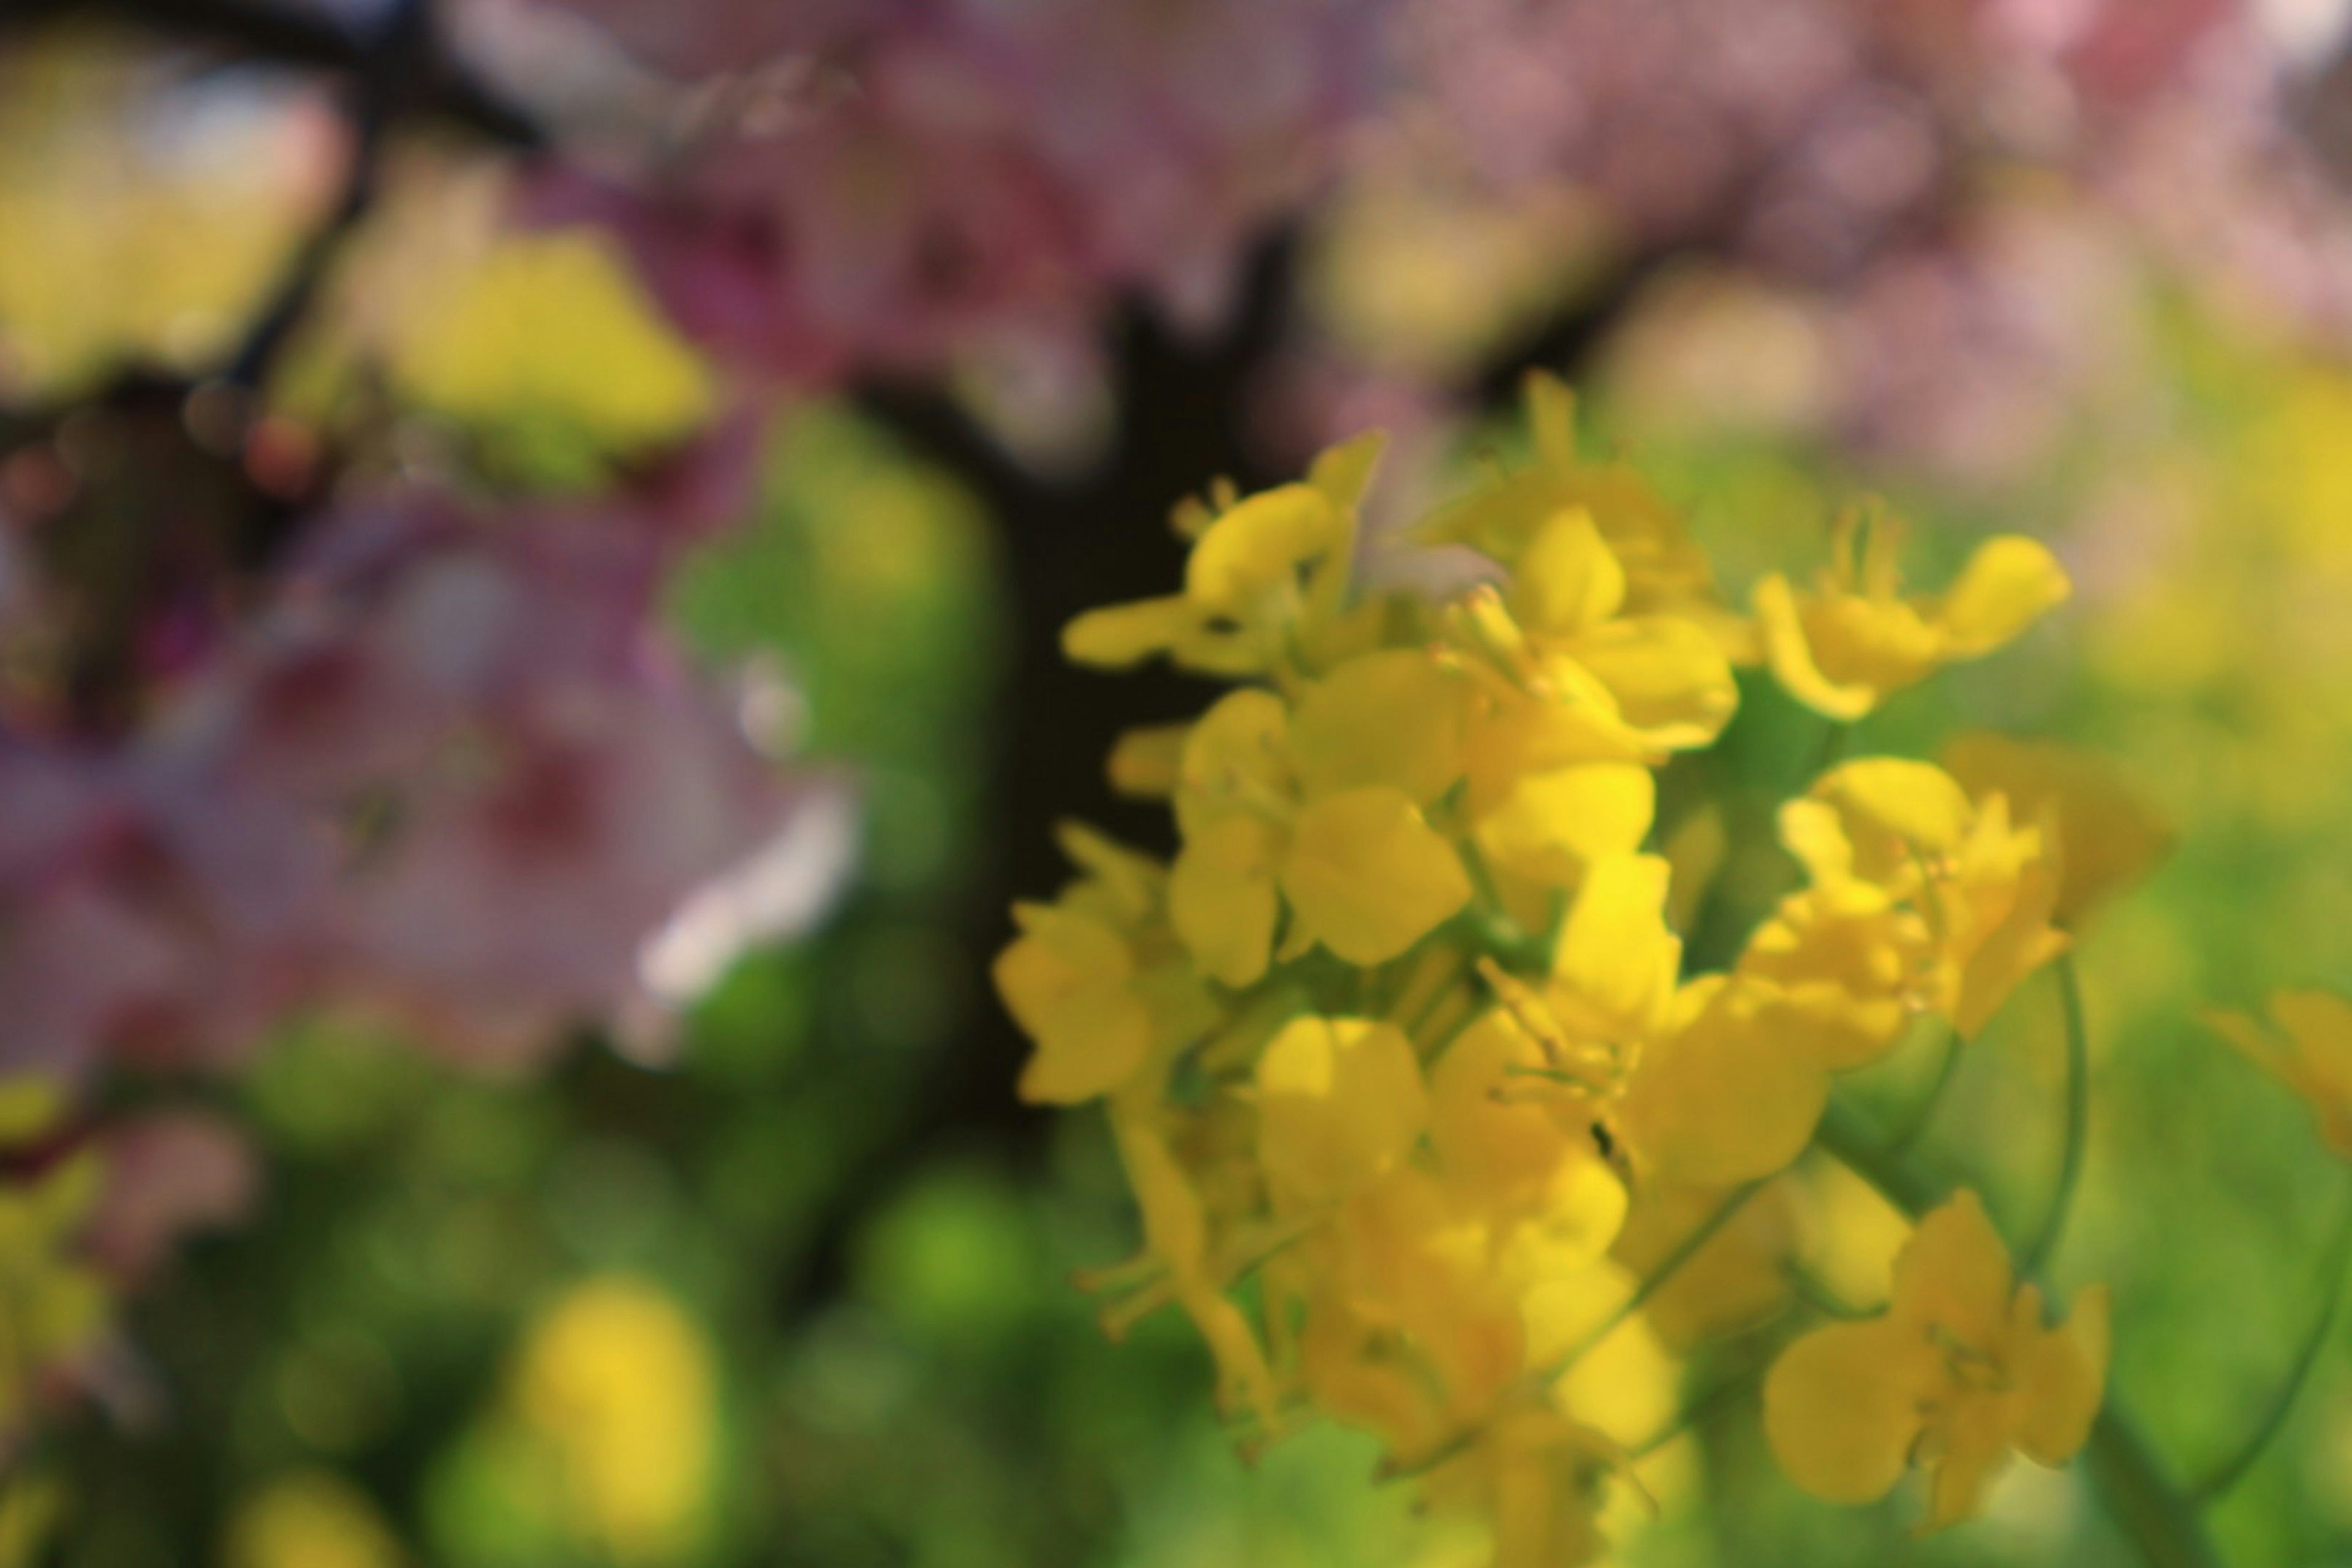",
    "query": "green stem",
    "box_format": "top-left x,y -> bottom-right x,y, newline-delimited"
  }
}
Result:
2019,953 -> 2090,1278
1812,1099 -> 2223,1568
1815,718 -> 1851,773
1383,1181 -> 1764,1483
2189,1171 -> 2352,1502
1555,1181 -> 1764,1371
1628,1356 -> 1767,1463
1888,1025 -> 1964,1151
